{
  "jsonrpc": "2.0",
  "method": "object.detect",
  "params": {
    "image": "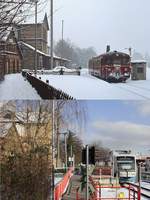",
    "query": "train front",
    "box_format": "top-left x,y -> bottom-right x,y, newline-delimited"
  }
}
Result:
116,155 -> 136,183
104,52 -> 131,83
